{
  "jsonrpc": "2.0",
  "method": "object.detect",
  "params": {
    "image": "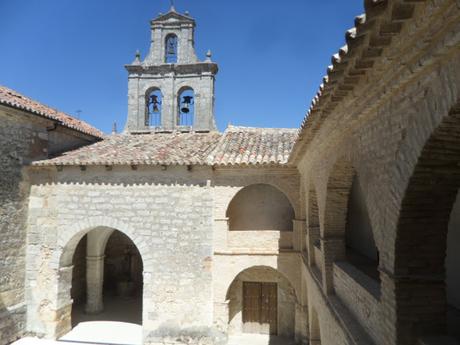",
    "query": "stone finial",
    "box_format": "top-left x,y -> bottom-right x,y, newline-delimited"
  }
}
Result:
169,0 -> 176,12
112,121 -> 117,135
185,10 -> 190,16
205,50 -> 212,62
132,50 -> 141,65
